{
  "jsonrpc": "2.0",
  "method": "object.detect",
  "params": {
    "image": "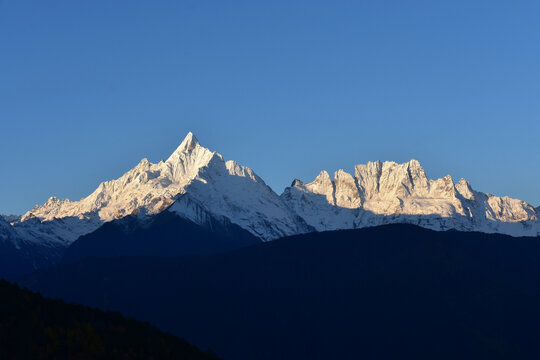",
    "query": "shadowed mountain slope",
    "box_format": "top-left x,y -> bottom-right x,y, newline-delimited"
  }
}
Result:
63,209 -> 260,263
19,224 -> 540,360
